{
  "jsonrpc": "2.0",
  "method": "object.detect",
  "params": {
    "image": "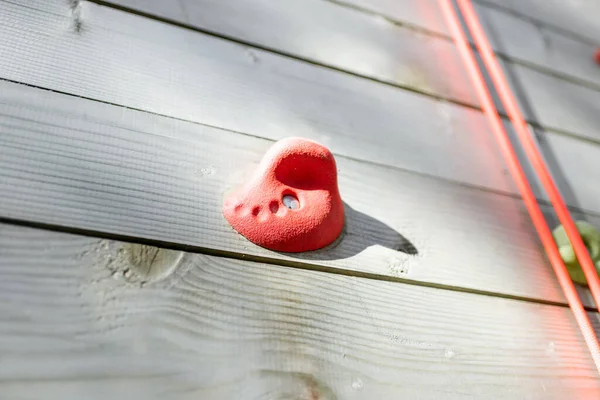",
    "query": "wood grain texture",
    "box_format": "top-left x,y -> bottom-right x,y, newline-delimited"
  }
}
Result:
0,79 -> 596,306
99,0 -> 600,116
541,133 -> 600,217
478,0 -> 600,45
48,0 -> 600,185
1,223 -> 600,399
324,0 -> 600,92
504,63 -> 600,143
0,0 -> 517,194
5,0 -> 600,211
104,0 -> 480,107
332,0 -> 450,35
110,0 -> 187,21
475,3 -> 600,89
